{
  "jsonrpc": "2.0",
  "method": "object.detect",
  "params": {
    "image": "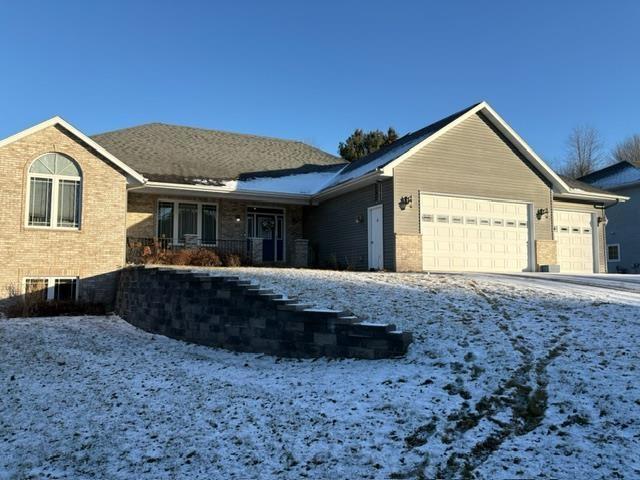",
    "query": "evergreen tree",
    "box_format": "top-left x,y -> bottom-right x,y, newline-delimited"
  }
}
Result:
338,127 -> 399,162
